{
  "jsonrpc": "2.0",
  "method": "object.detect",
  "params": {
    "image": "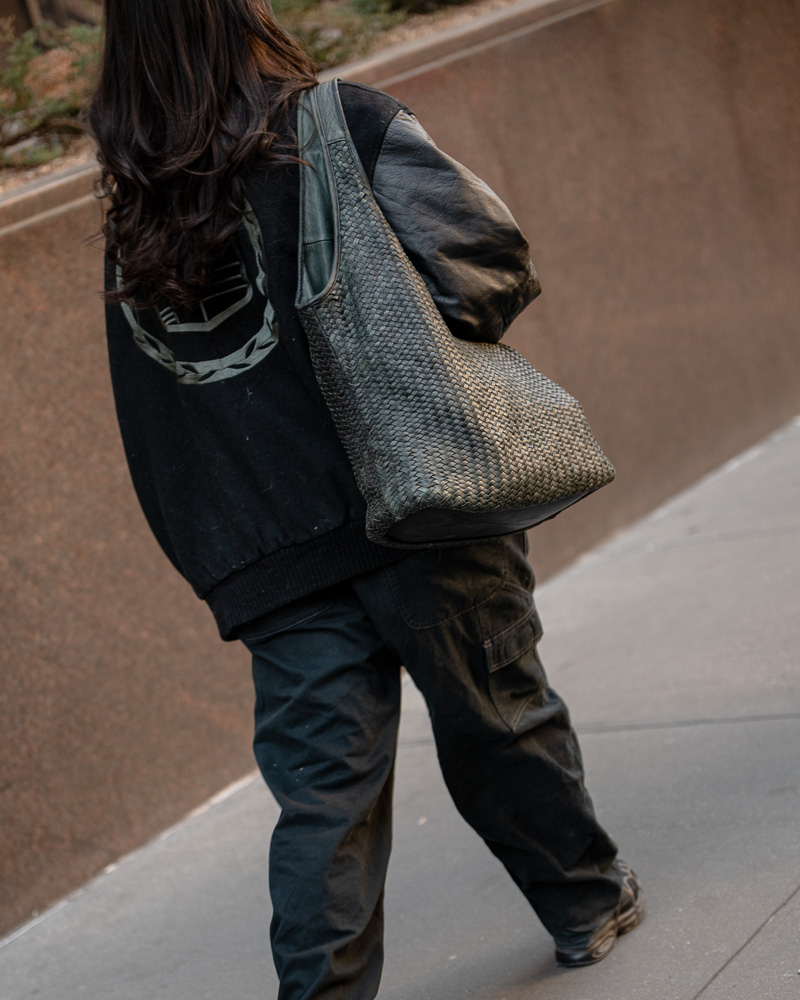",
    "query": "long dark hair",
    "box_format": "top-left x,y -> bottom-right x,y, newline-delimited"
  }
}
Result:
90,0 -> 316,308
